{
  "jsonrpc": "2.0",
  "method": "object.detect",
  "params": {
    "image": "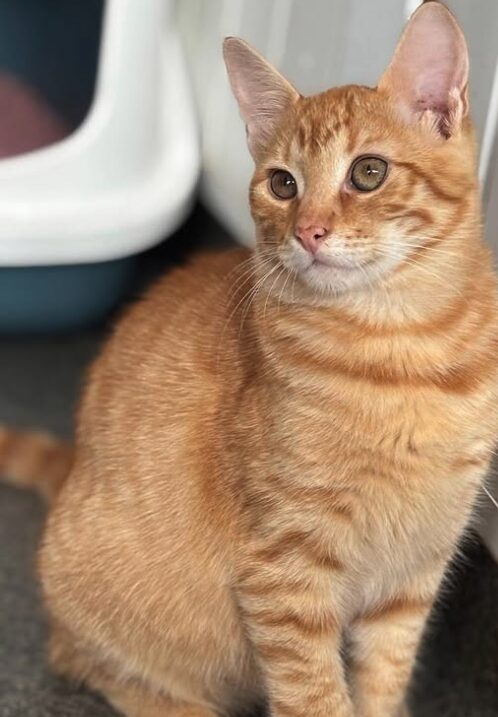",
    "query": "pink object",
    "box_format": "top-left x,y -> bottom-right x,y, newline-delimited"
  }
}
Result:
295,225 -> 328,254
0,72 -> 70,158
